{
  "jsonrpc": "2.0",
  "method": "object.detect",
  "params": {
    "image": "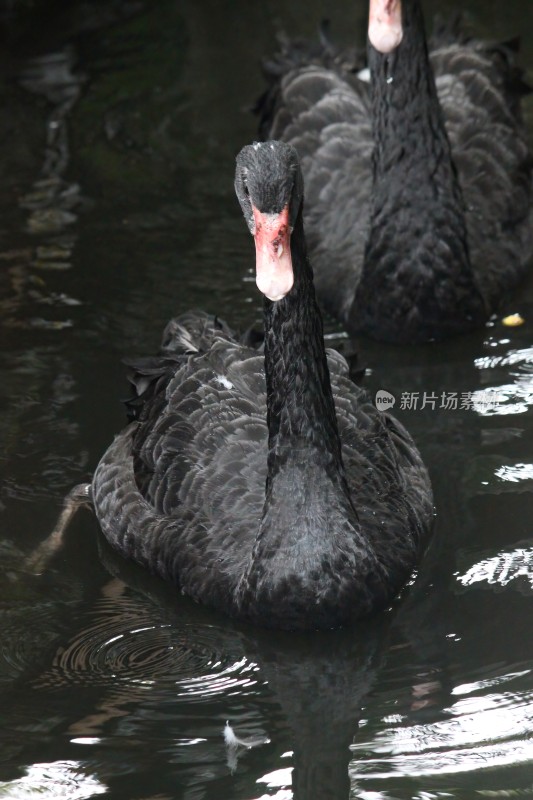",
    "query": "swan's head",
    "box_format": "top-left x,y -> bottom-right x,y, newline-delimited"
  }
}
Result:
368,0 -> 403,54
235,141 -> 303,302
